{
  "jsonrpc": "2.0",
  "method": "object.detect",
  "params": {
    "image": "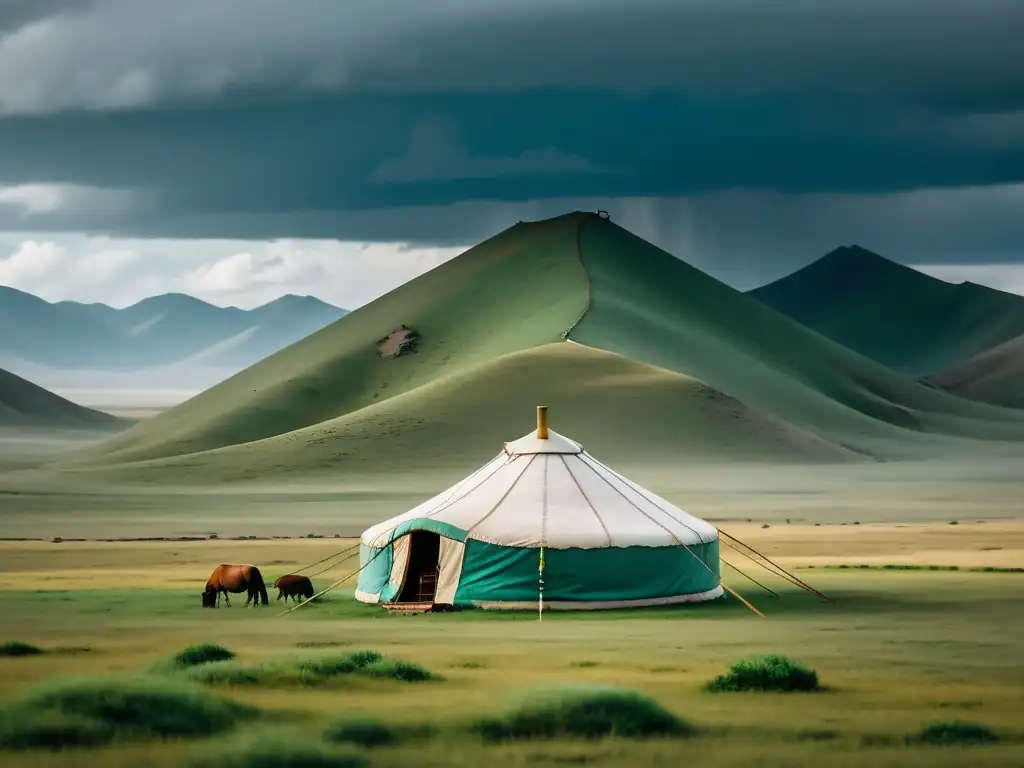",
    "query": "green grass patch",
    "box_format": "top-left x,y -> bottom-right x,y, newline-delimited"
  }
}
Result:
0,640 -> 43,657
473,685 -> 692,742
362,658 -> 436,682
152,643 -> 236,673
0,675 -> 256,750
186,735 -> 368,767
181,661 -> 274,687
324,717 -> 404,748
705,654 -> 822,692
179,649 -> 436,688
914,721 -> 1000,746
